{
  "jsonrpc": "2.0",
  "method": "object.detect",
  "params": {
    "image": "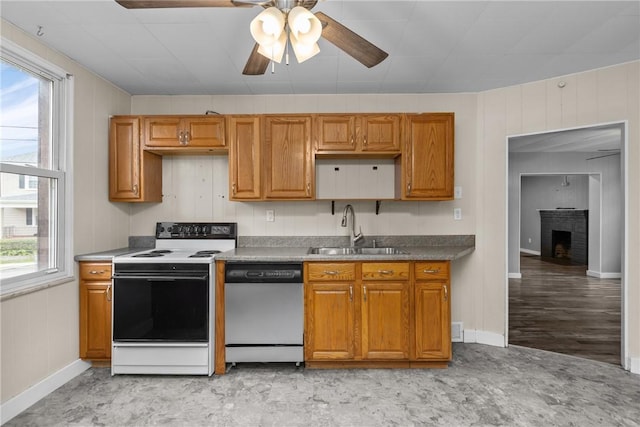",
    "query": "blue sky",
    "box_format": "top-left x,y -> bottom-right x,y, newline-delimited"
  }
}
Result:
0,61 -> 40,162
